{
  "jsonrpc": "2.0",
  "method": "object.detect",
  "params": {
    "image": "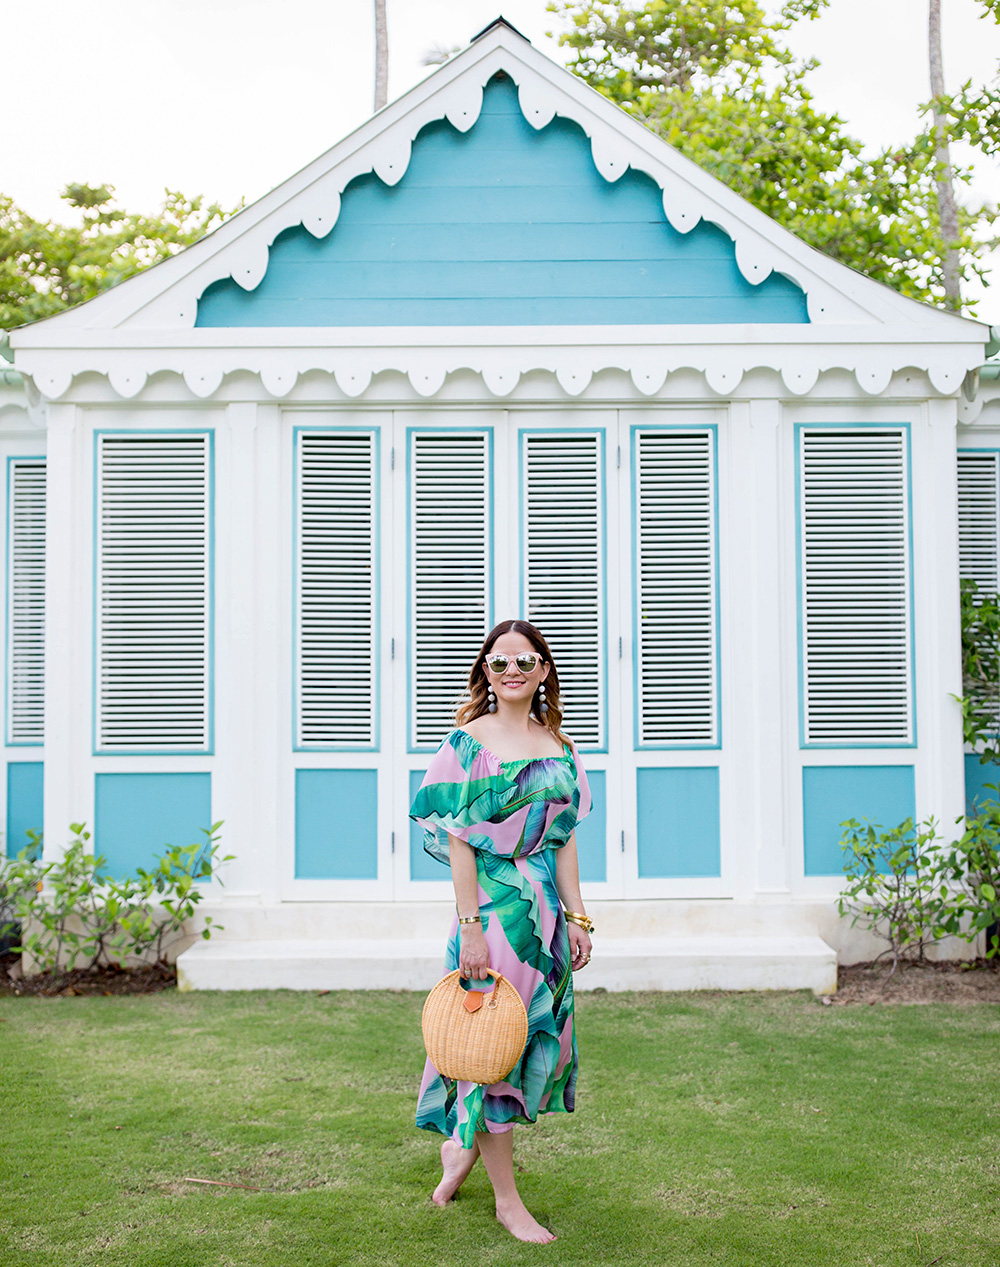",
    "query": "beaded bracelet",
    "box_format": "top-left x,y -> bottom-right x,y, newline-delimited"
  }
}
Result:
564,910 -> 595,934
